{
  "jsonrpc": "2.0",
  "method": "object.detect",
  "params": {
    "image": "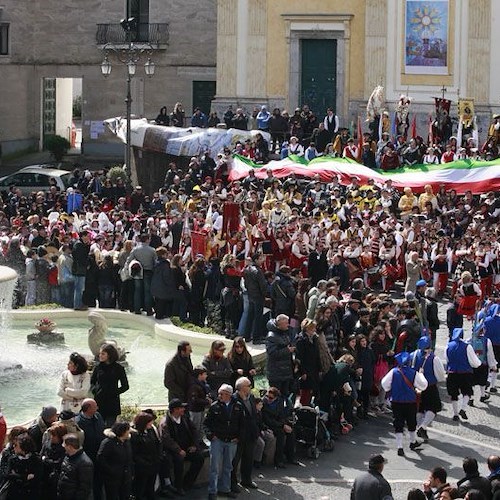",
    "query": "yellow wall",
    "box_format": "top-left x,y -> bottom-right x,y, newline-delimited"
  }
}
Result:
266,0 -> 366,100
